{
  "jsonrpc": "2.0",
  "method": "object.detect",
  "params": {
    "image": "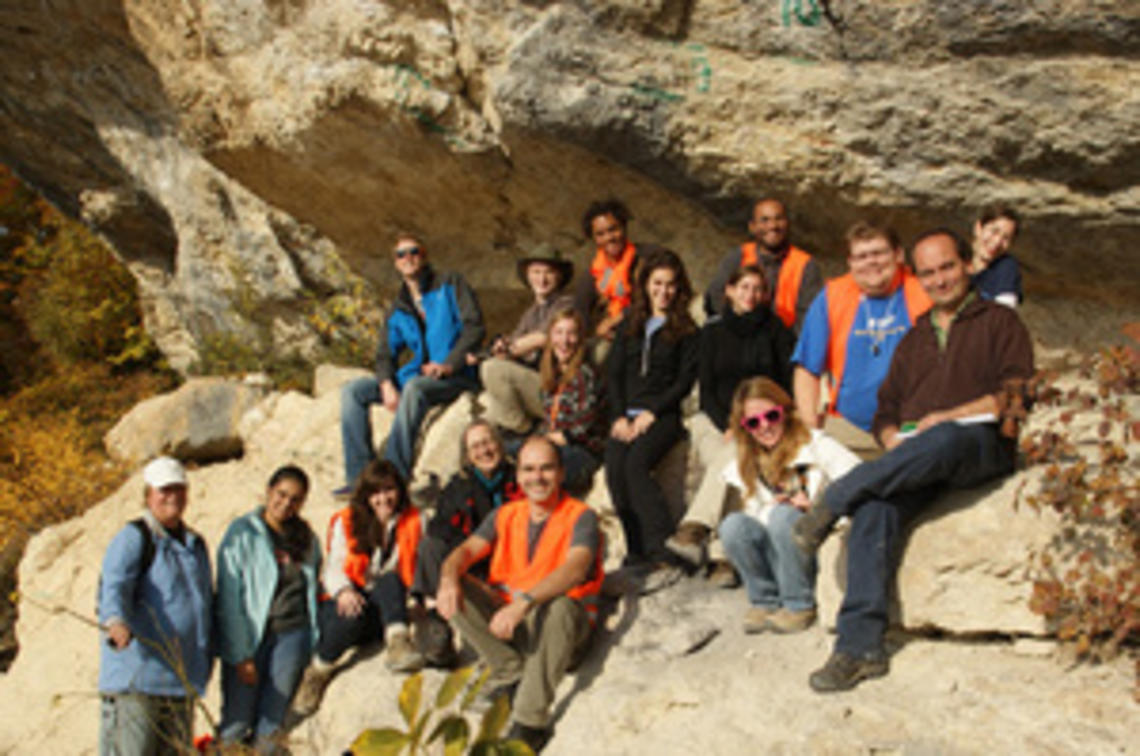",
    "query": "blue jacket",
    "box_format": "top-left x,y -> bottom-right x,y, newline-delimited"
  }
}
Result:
374,265 -> 485,388
97,512 -> 213,697
215,509 -> 321,665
